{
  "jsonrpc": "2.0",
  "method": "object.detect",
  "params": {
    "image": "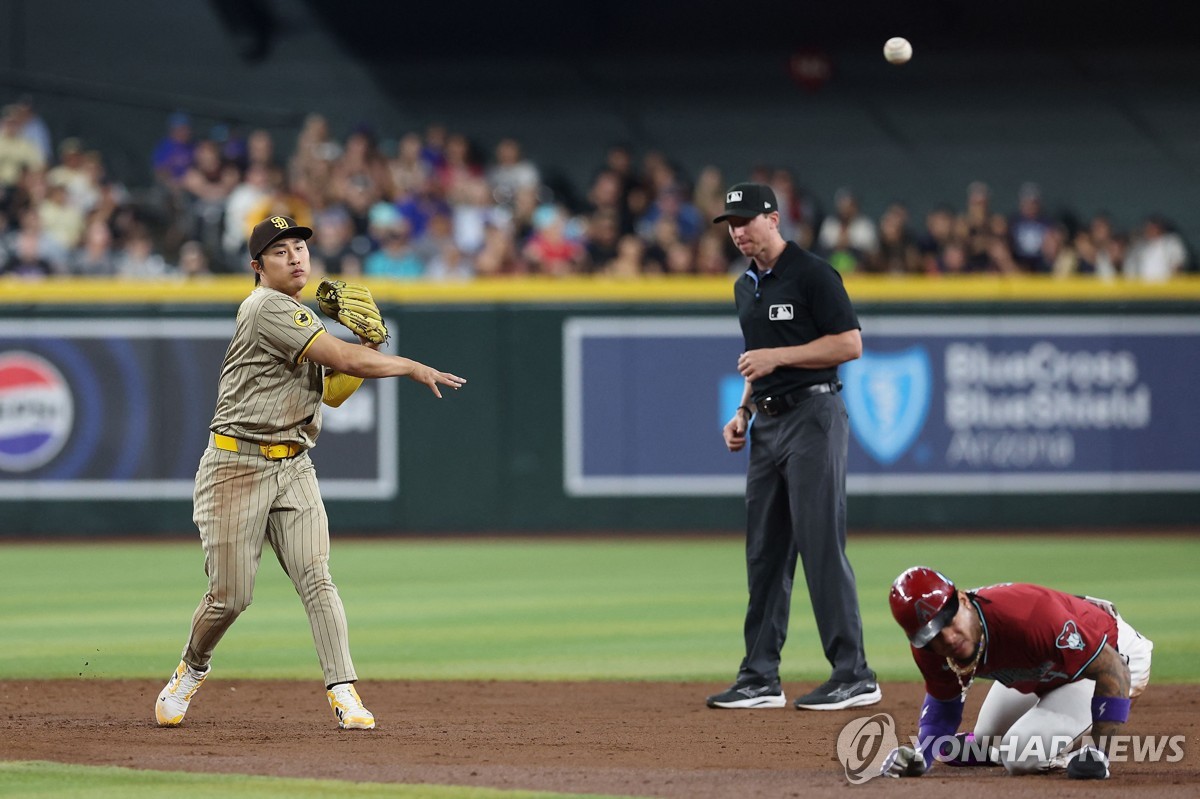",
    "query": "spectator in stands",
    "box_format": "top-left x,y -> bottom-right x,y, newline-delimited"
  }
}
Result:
152,111 -> 196,190
10,97 -> 52,164
870,202 -> 921,274
421,122 -> 449,173
245,174 -> 314,248
1043,223 -> 1081,277
663,240 -> 696,275
1125,215 -> 1188,281
245,128 -> 277,172
582,210 -> 621,273
916,204 -> 955,274
426,241 -> 473,282
937,240 -> 970,275
38,176 -> 86,252
289,113 -> 340,204
960,181 -> 994,271
695,231 -> 732,276
637,183 -> 703,243
817,187 -> 878,273
8,208 -> 68,273
69,218 -> 118,276
221,162 -> 273,271
769,168 -> 818,250
435,132 -> 482,203
364,205 -> 423,279
452,176 -> 502,257
1086,213 -> 1122,279
181,139 -> 239,263
586,168 -> 634,236
642,216 -> 682,274
1072,227 -> 1100,278
0,104 -> 44,189
310,206 -> 364,277
692,166 -> 725,227
396,180 -> 452,242
1,226 -> 56,277
606,234 -> 647,278
414,209 -> 455,267
390,132 -> 430,199
176,240 -> 213,278
487,137 -> 540,206
331,124 -> 391,217
1008,182 -> 1052,272
115,230 -> 171,278
523,204 -> 584,276
47,138 -> 91,211
474,221 -> 522,276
